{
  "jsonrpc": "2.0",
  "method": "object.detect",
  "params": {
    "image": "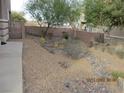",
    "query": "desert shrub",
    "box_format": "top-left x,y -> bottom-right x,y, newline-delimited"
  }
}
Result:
116,51 -> 124,59
94,34 -> 104,43
114,45 -> 124,59
106,47 -> 114,54
94,43 -> 107,52
53,39 -> 66,49
112,71 -> 124,79
63,38 -> 88,59
107,45 -> 124,59
40,37 -> 46,46
98,44 -> 124,59
54,42 -> 59,48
